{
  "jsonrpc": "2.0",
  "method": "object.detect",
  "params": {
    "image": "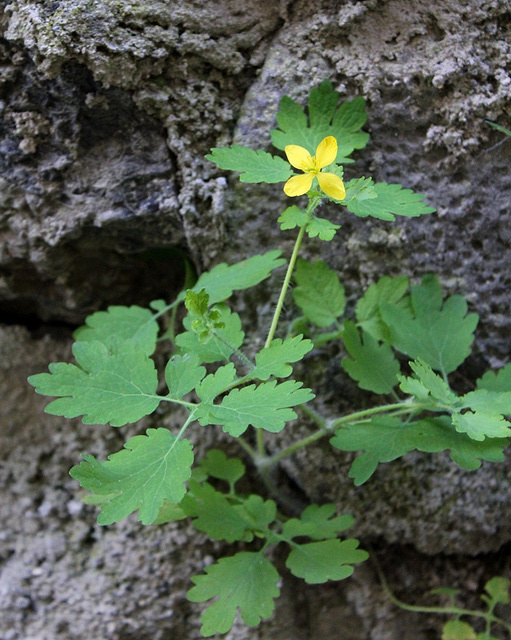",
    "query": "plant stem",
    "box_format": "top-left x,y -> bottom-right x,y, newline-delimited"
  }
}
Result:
264,224 -> 306,350
329,401 -> 428,430
371,550 -> 511,634
256,196 -> 321,457
264,426 -> 329,467
262,400 -> 430,468
210,328 -> 254,371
